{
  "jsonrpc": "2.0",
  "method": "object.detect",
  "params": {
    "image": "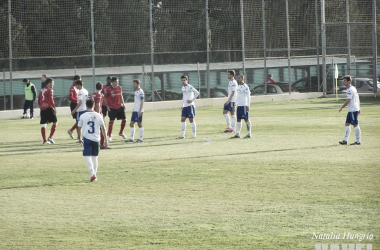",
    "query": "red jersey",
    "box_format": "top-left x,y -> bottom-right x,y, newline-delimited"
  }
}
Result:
101,84 -> 111,106
38,87 -> 55,110
91,92 -> 103,114
105,86 -> 123,109
68,82 -> 78,103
